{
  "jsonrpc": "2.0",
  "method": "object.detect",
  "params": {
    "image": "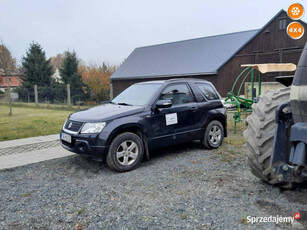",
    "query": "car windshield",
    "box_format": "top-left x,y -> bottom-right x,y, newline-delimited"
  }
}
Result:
111,83 -> 162,106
